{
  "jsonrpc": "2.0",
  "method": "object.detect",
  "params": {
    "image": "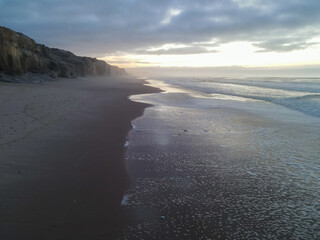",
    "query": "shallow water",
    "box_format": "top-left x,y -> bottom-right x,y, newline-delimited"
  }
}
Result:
159,77 -> 320,118
121,77 -> 320,239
